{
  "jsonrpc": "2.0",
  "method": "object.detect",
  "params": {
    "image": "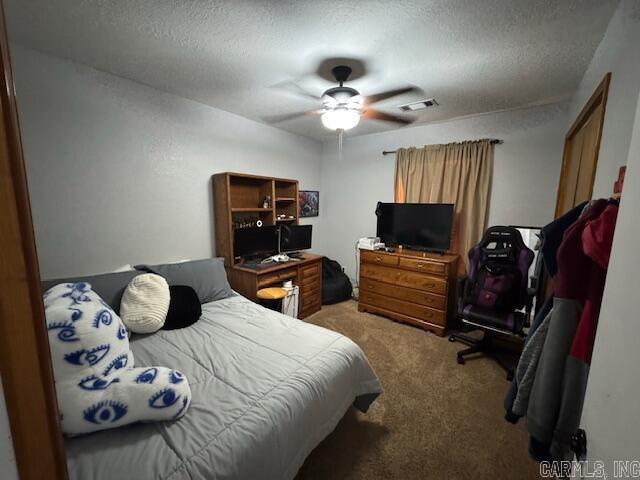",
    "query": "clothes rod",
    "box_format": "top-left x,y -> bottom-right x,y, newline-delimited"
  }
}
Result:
382,138 -> 503,155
